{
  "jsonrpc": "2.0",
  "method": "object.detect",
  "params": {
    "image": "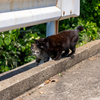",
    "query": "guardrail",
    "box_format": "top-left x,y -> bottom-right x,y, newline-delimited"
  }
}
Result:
0,0 -> 80,34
